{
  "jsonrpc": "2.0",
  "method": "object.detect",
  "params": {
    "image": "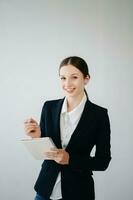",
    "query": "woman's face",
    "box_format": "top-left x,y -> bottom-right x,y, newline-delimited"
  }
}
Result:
59,64 -> 89,98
